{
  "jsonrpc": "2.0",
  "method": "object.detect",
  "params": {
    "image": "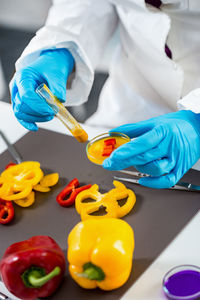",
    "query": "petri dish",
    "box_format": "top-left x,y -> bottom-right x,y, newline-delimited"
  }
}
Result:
86,132 -> 130,165
163,265 -> 200,300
